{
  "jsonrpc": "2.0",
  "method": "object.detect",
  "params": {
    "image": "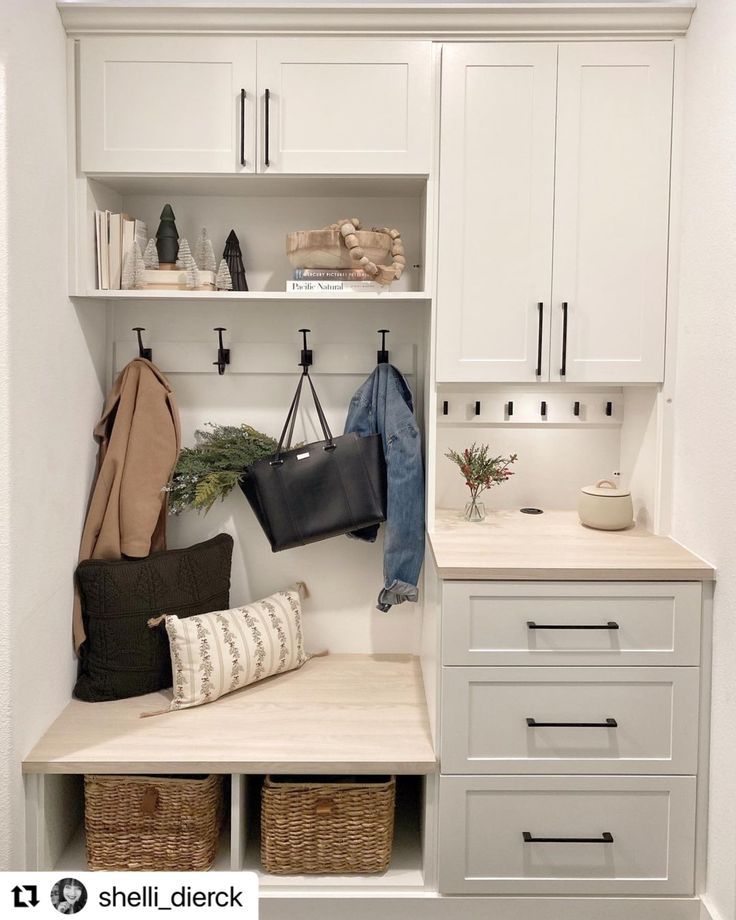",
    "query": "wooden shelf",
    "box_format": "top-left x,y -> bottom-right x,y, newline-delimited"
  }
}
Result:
23,655 -> 437,776
73,290 -> 431,301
